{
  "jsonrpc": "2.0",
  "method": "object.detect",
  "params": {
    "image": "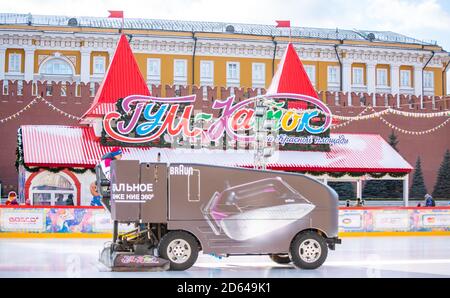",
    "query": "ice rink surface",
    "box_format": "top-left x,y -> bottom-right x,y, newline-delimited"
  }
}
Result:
0,237 -> 449,278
